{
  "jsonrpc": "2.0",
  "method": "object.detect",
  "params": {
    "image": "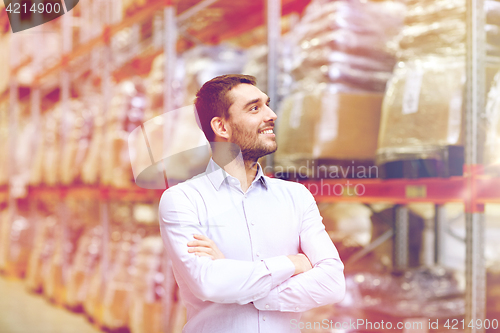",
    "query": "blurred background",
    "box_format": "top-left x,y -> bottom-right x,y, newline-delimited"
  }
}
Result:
1,0 -> 500,332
